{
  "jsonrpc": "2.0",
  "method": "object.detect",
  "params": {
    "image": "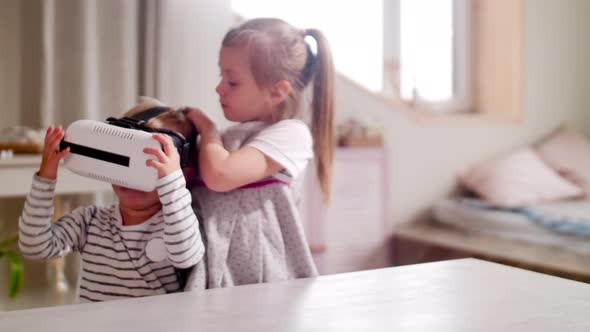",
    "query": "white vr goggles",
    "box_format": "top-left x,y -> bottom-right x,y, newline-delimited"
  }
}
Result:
59,107 -> 195,192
